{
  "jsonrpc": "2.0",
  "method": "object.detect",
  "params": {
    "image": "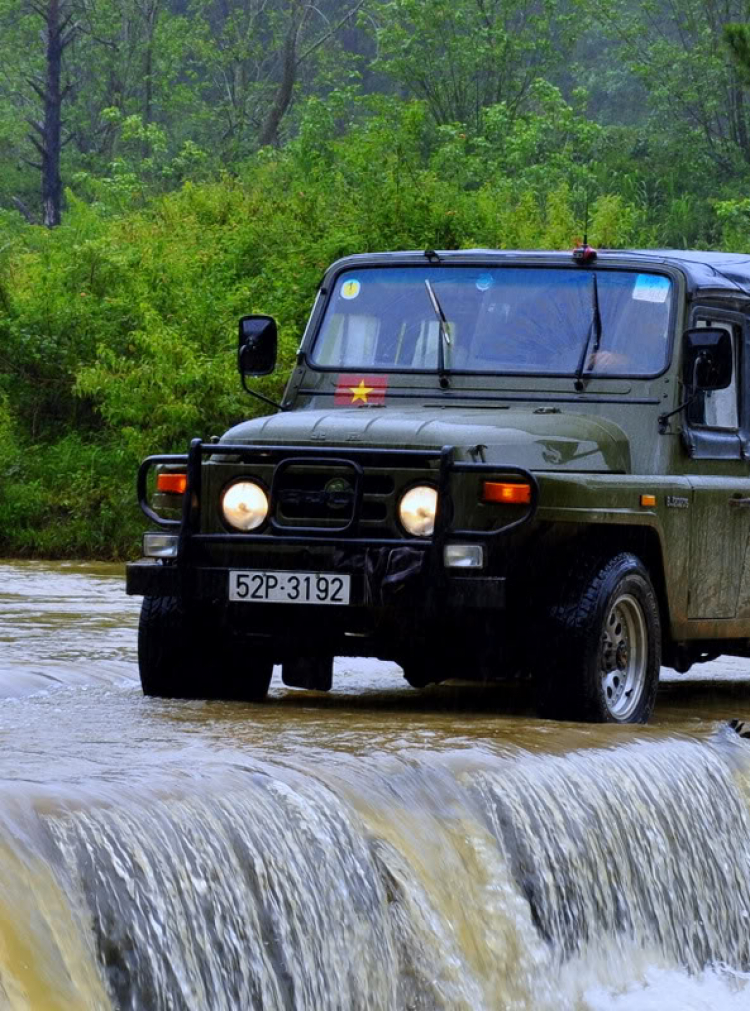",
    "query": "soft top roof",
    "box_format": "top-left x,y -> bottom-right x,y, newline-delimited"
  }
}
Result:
326,249 -> 750,299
